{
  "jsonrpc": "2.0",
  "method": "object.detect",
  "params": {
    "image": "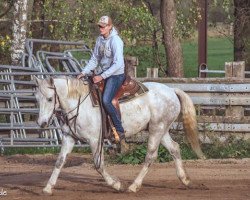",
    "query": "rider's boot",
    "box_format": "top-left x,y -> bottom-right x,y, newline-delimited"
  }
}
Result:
118,132 -> 129,154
